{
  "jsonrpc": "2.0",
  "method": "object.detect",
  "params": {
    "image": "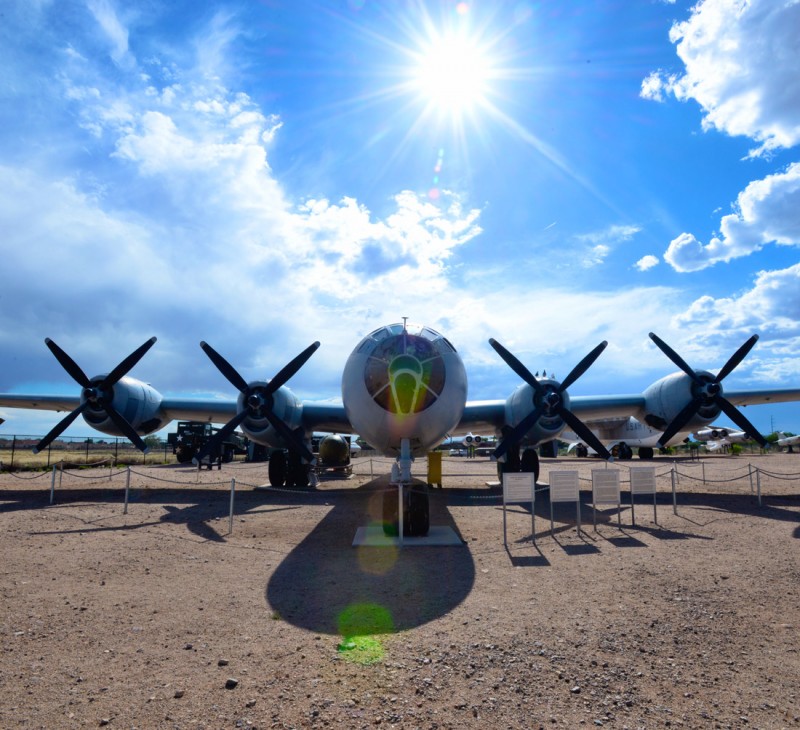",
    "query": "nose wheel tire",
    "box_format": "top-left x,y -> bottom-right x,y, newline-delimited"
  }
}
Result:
382,486 -> 430,537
